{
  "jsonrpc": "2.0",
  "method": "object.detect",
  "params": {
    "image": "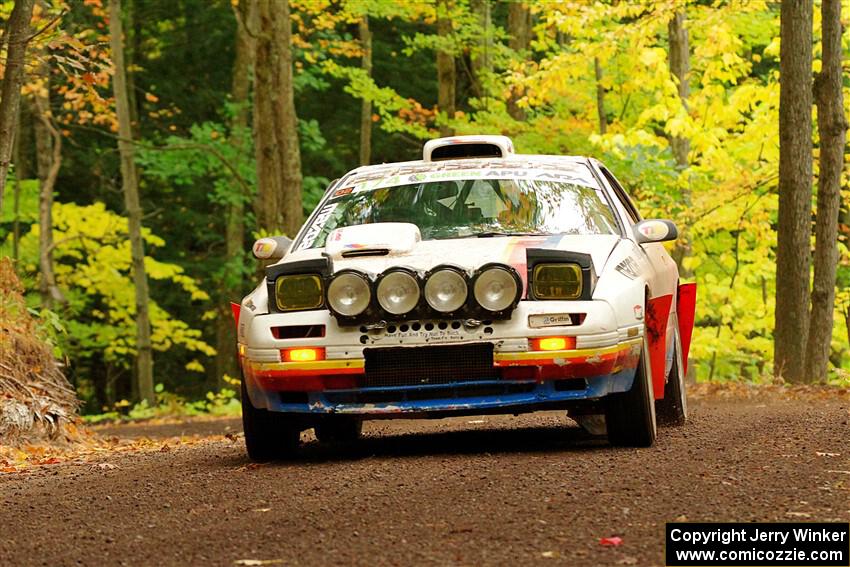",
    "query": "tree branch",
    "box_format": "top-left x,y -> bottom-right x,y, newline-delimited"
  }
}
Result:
25,10 -> 66,45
